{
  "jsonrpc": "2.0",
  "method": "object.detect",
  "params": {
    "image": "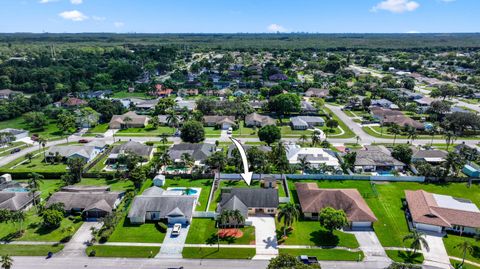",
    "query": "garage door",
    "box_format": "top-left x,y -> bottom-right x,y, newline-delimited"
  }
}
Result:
352,222 -> 372,229
416,223 -> 442,233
